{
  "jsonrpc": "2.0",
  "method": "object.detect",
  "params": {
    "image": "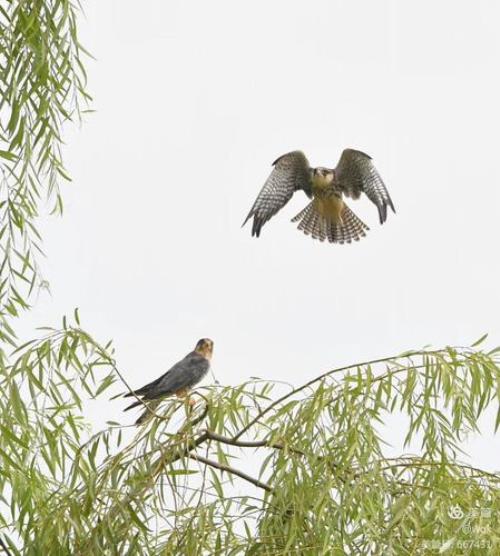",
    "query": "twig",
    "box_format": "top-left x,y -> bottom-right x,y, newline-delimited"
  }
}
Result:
188,453 -> 273,492
0,536 -> 13,556
204,430 -> 305,457
178,394 -> 210,433
377,459 -> 500,480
